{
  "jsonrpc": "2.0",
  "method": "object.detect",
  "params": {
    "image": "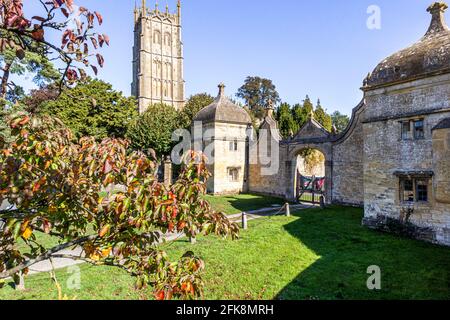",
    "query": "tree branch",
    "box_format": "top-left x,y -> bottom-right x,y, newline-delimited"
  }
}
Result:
0,234 -> 97,279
